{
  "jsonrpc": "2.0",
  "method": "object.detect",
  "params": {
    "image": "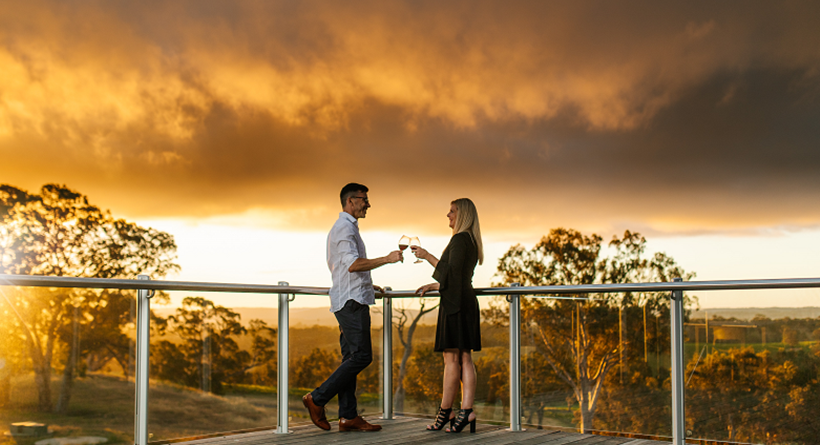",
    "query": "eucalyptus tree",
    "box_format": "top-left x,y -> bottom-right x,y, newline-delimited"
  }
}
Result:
0,183 -> 178,412
488,228 -> 694,433
166,296 -> 245,394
